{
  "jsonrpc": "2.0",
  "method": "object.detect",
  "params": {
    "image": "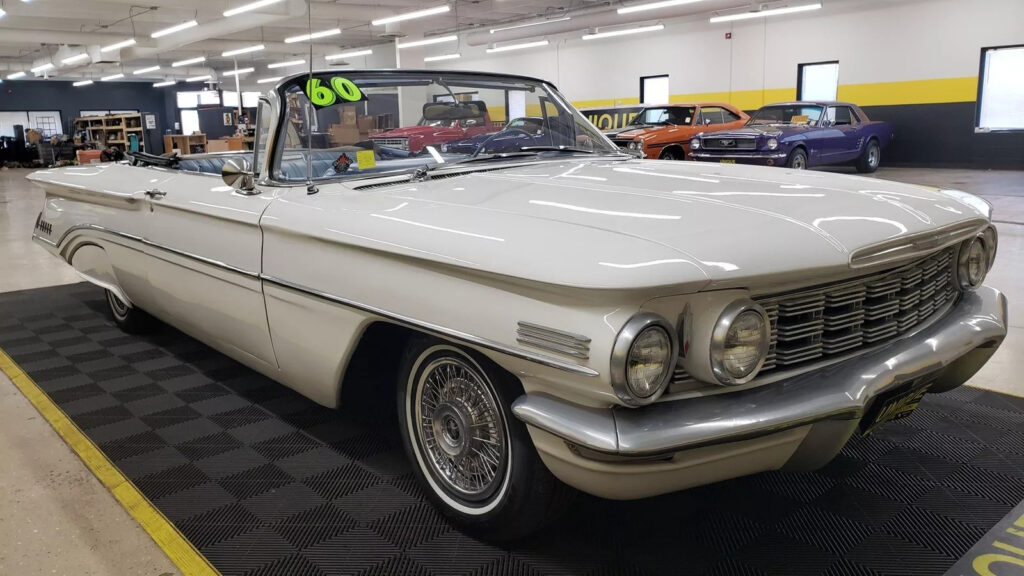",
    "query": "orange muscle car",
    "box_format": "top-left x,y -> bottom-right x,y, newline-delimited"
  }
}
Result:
604,103 -> 749,160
